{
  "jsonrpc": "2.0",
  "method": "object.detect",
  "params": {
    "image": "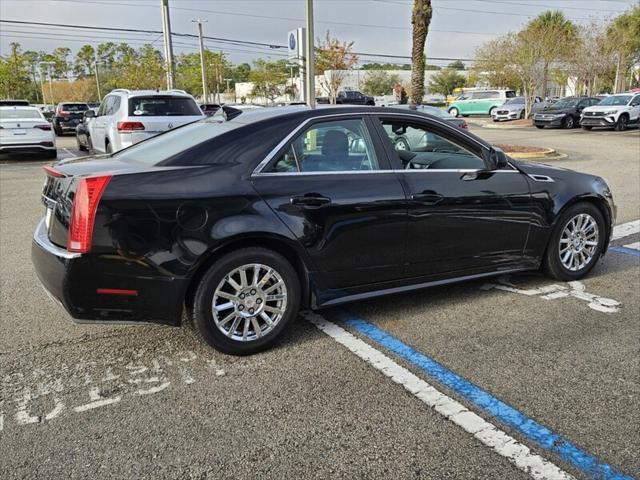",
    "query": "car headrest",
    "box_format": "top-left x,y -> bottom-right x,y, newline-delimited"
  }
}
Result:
322,130 -> 349,157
